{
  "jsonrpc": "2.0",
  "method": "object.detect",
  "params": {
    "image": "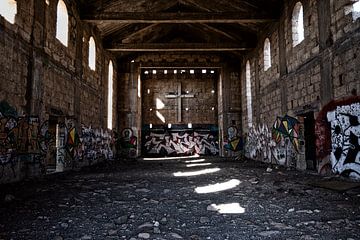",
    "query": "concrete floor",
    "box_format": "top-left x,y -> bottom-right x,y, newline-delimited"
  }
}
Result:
0,157 -> 360,240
